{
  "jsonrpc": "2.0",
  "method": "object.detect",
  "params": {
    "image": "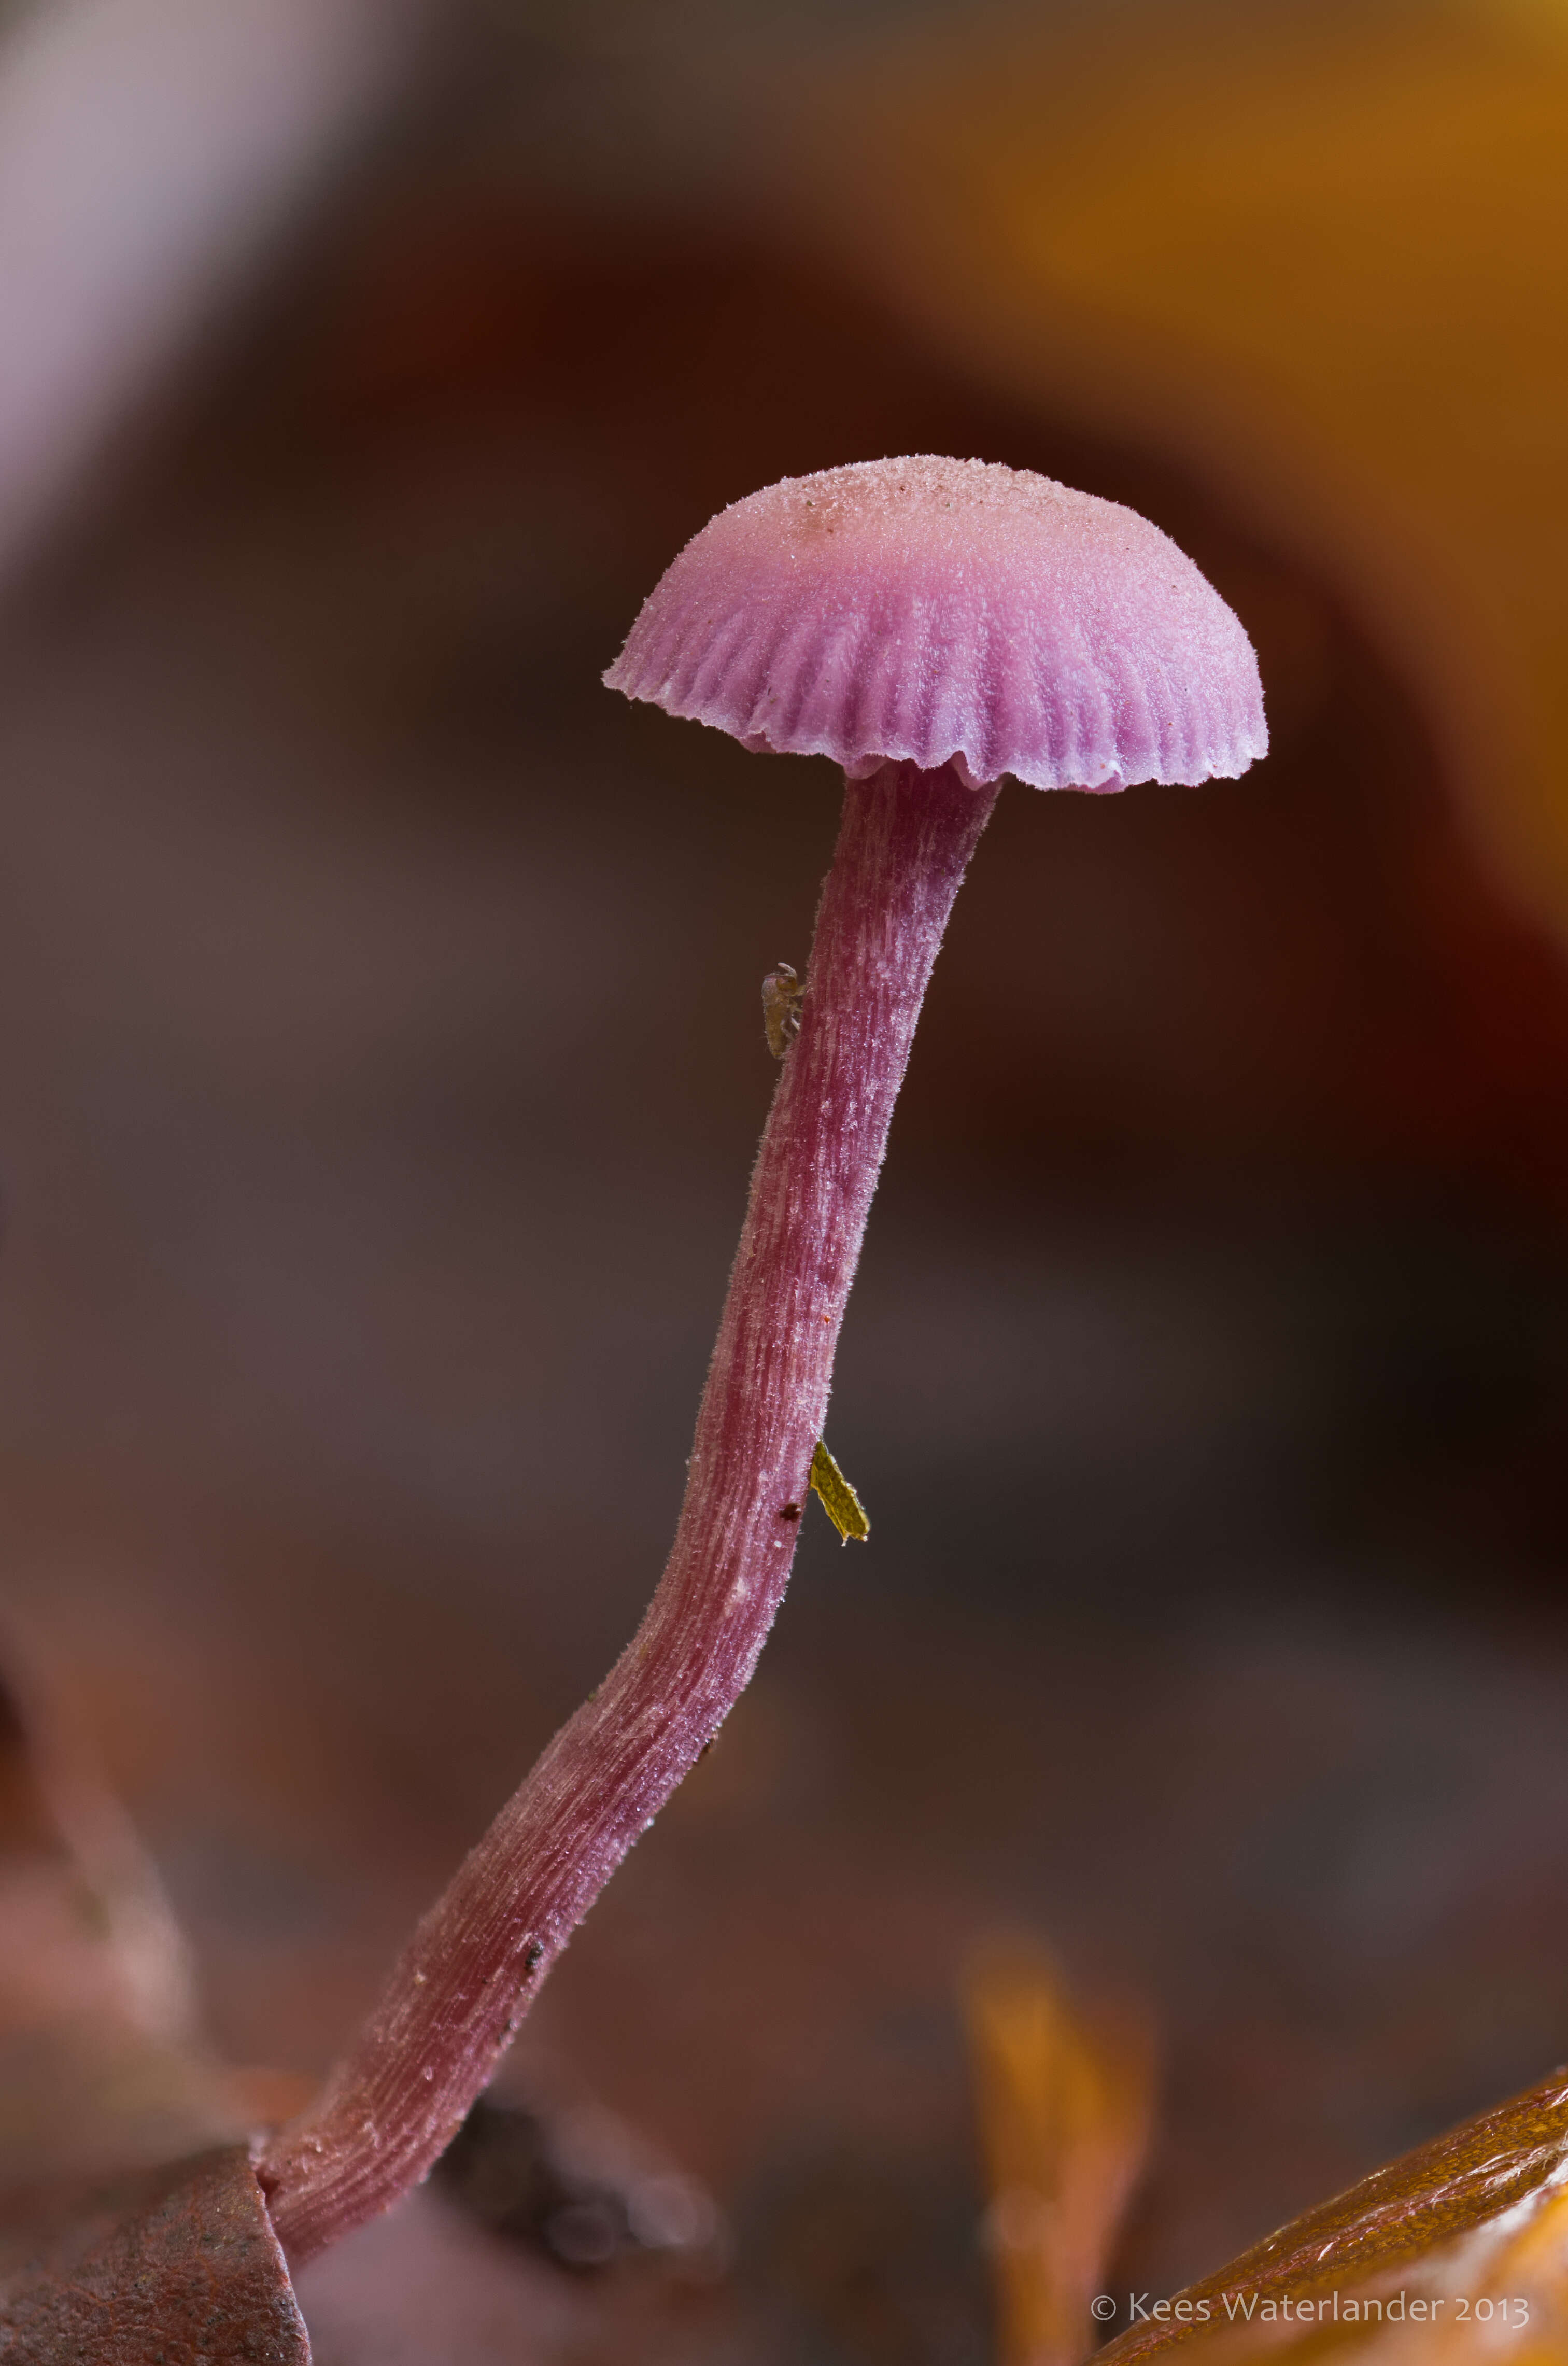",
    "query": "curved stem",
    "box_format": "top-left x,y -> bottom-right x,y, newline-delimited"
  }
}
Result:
258,759 -> 999,2264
